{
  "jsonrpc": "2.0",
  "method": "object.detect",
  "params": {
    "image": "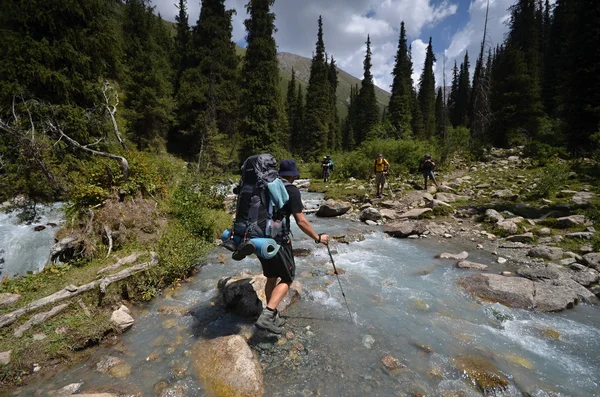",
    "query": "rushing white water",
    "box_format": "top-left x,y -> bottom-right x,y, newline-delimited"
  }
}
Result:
10,193 -> 600,396
0,204 -> 63,279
